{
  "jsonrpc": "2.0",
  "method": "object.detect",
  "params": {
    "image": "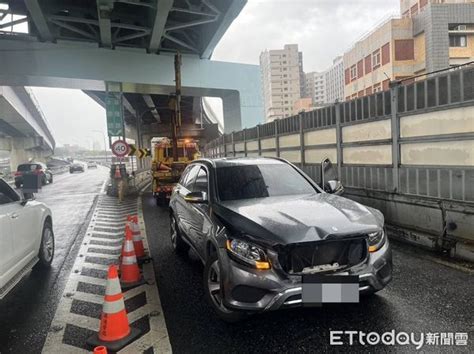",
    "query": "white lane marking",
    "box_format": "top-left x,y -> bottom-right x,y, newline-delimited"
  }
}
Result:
100,179 -> 108,194
87,238 -> 122,245
80,263 -> 110,271
89,230 -> 124,236
74,275 -> 107,286
43,195 -> 171,353
85,253 -> 118,260
46,343 -> 90,354
88,244 -> 122,250
73,292 -> 104,305
139,181 -> 152,194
